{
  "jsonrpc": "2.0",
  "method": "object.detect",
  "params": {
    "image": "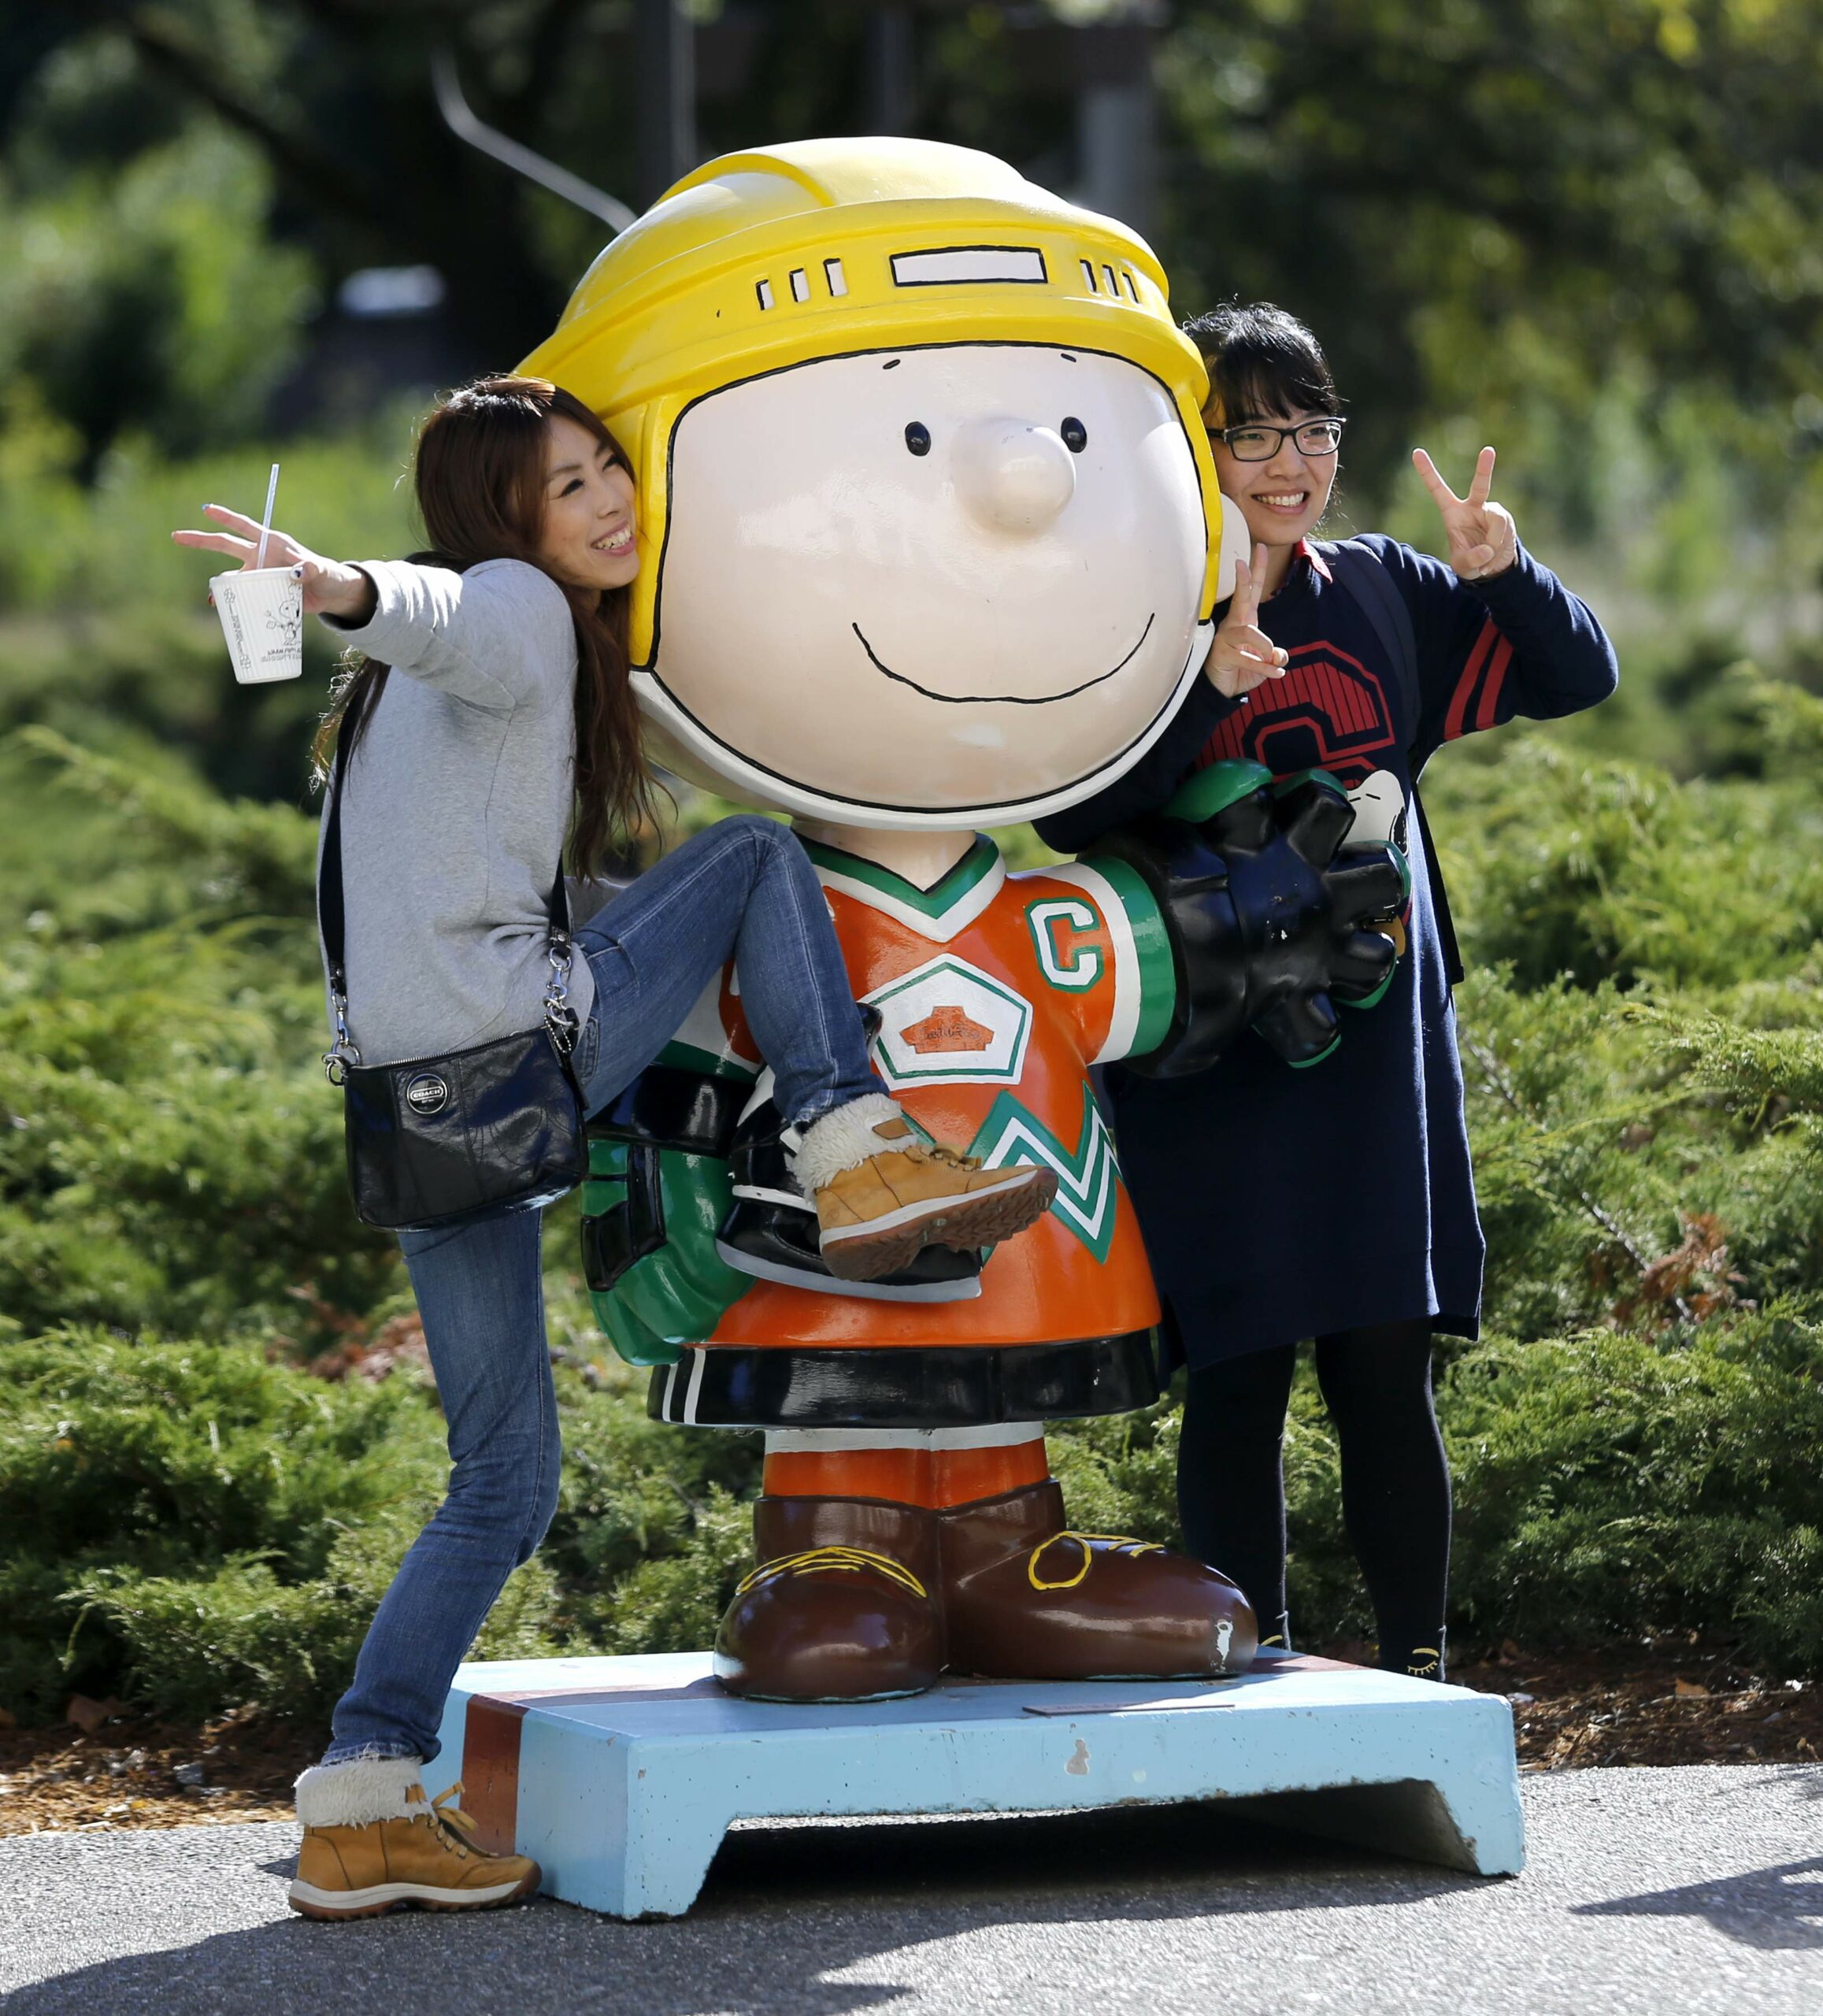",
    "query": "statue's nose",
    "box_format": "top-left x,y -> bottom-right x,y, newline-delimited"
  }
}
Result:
952,418 -> 1076,534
